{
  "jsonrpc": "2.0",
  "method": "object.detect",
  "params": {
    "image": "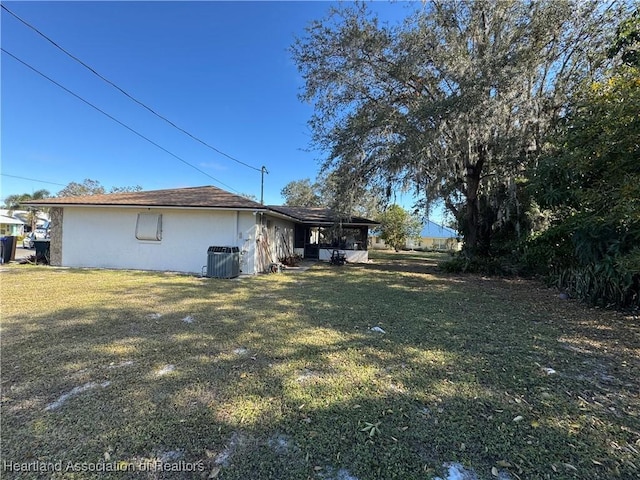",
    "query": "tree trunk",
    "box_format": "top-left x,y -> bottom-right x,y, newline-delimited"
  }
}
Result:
463,145 -> 489,257
464,171 -> 481,256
